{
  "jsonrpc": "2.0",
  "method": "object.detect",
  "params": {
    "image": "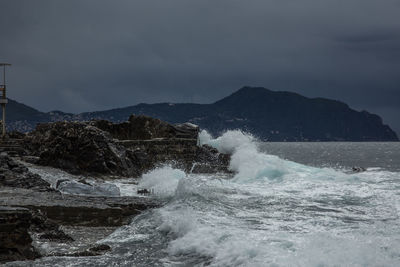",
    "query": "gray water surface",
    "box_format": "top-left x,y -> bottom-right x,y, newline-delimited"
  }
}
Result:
259,142 -> 400,172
